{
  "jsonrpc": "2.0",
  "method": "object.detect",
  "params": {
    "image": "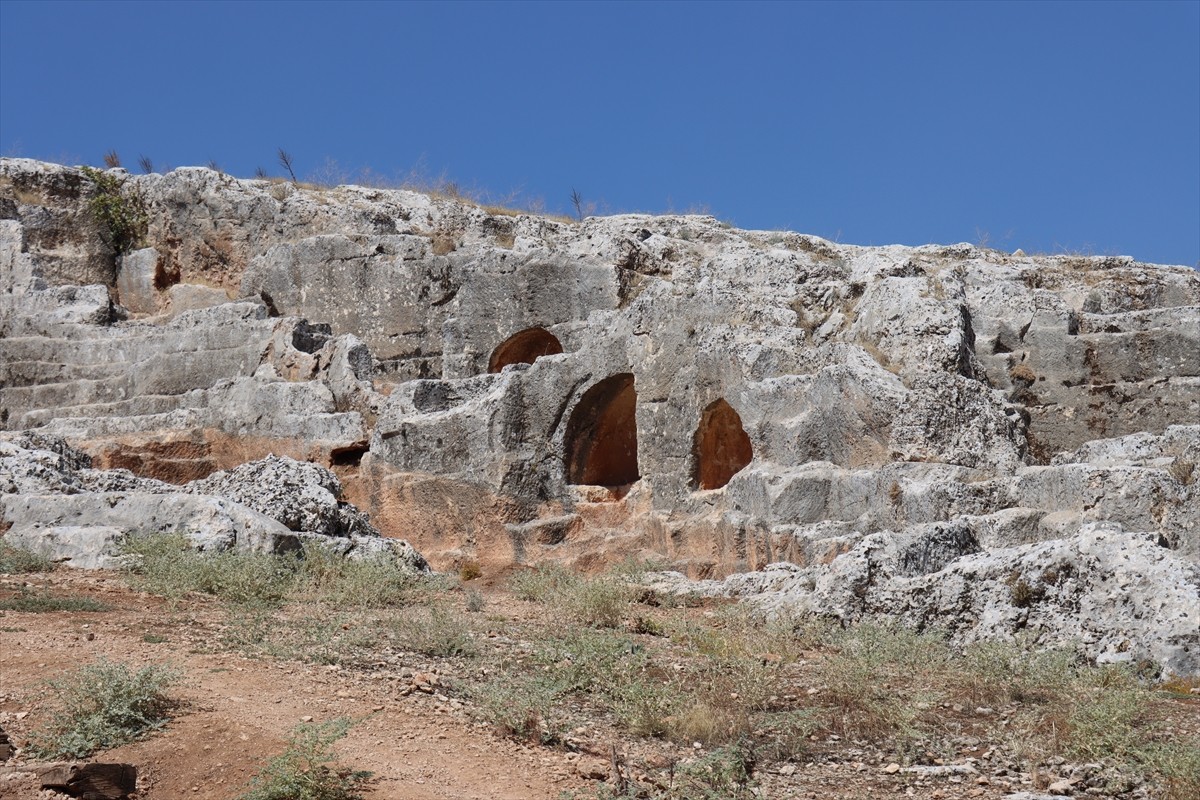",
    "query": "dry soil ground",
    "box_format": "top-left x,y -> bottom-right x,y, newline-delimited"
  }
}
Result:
0,567 -> 1196,800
